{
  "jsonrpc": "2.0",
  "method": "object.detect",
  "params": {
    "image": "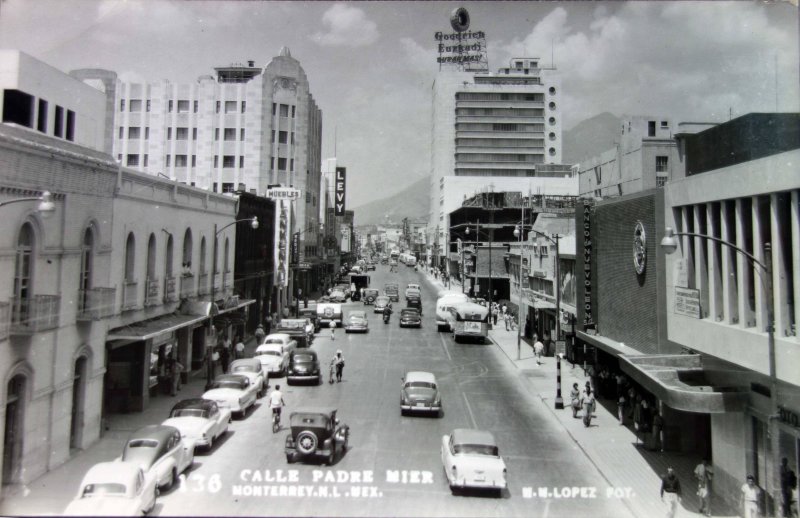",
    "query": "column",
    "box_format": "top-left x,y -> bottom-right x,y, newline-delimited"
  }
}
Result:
792,191 -> 800,337
720,201 -> 737,324
694,205 -> 709,319
735,198 -> 754,328
706,204 -> 722,321
770,193 -> 790,337
752,196 -> 767,332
